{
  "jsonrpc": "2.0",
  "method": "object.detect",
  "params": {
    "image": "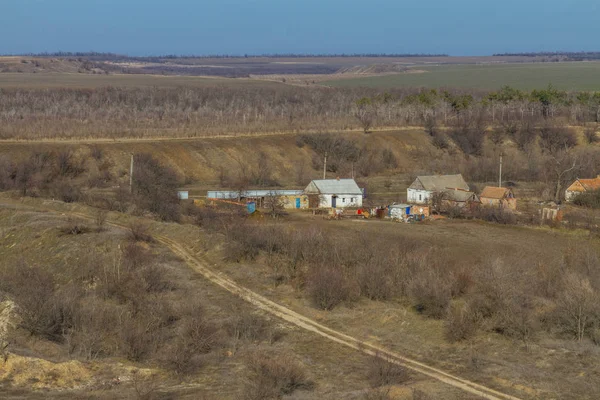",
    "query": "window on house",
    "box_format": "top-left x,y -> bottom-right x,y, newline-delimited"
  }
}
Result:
342,198 -> 346,203
351,197 -> 355,202
419,194 -> 422,201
